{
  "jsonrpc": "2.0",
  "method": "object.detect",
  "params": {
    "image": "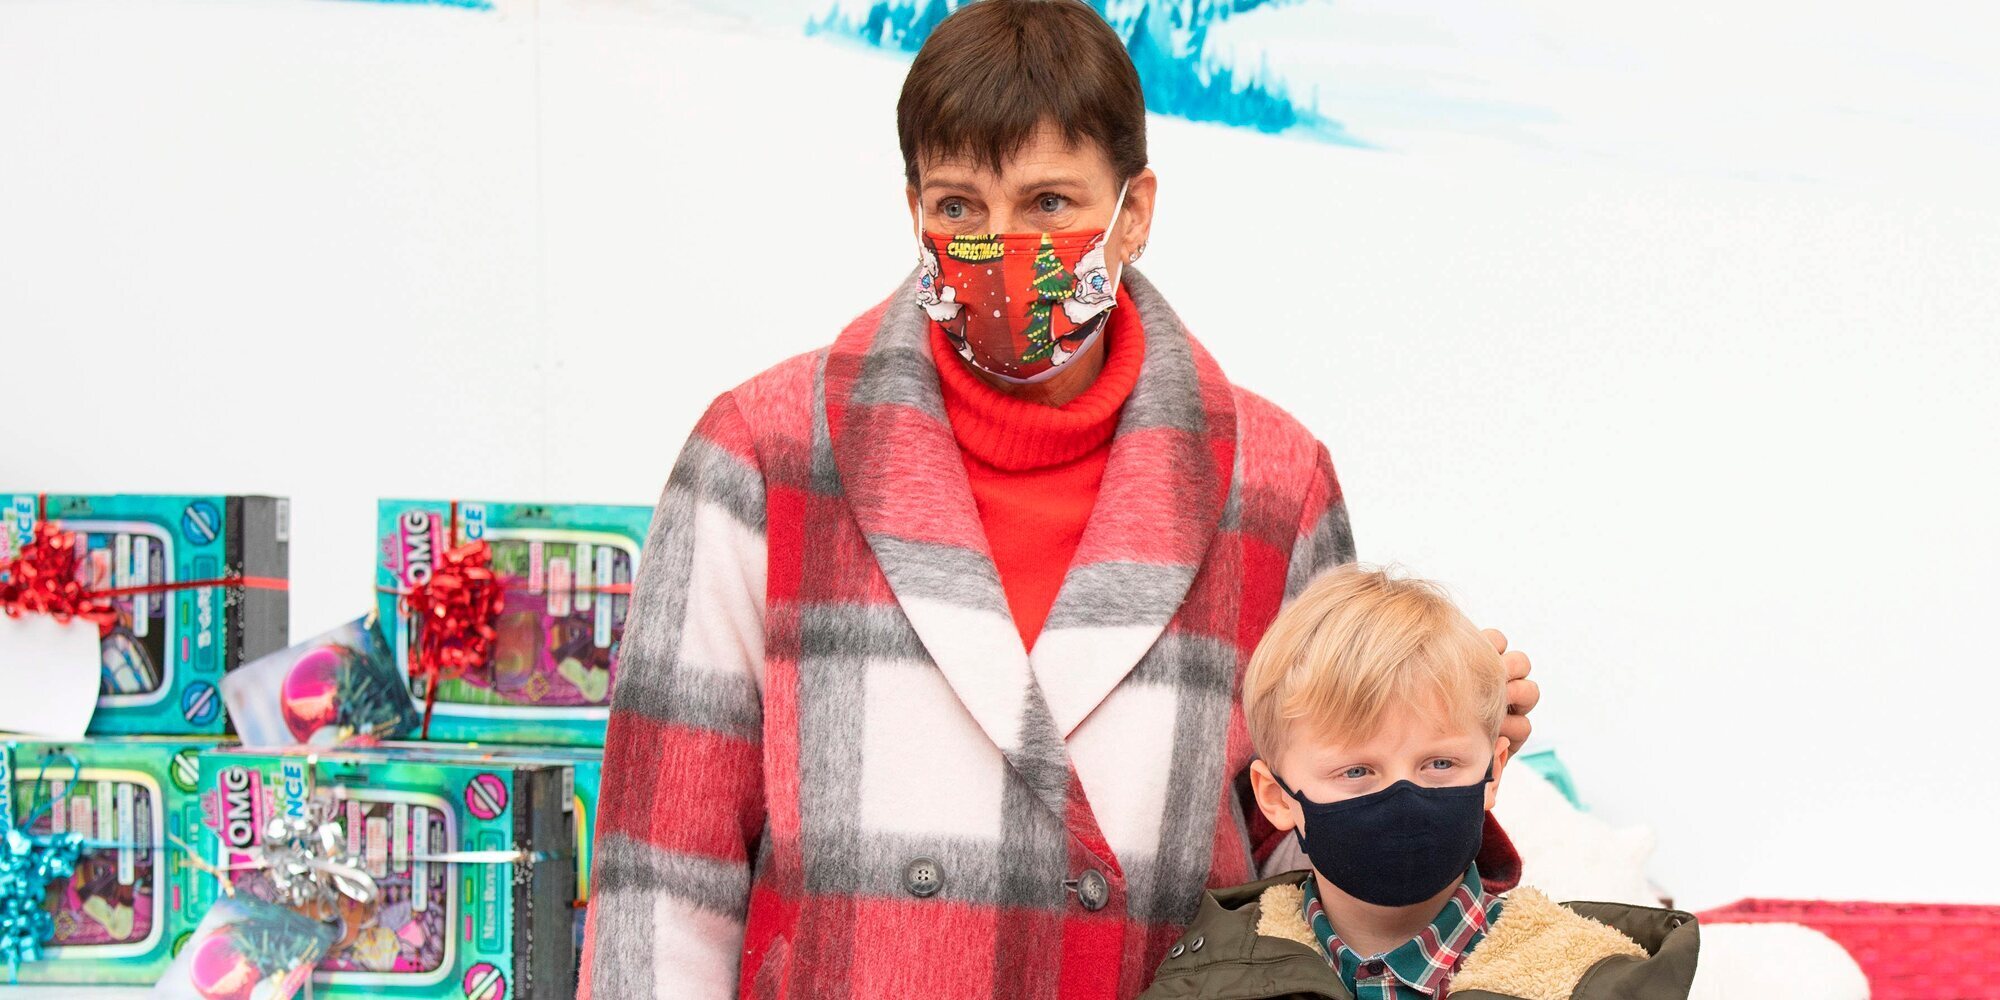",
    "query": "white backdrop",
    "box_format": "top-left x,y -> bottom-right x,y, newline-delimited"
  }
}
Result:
3,0 -> 1997,911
